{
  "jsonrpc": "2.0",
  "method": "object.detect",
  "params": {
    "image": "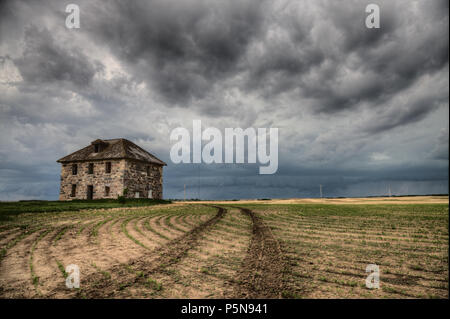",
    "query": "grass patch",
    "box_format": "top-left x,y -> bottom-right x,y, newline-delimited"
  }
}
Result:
146,278 -> 163,291
56,260 -> 69,278
91,262 -> 111,279
54,225 -> 73,243
0,198 -> 171,221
